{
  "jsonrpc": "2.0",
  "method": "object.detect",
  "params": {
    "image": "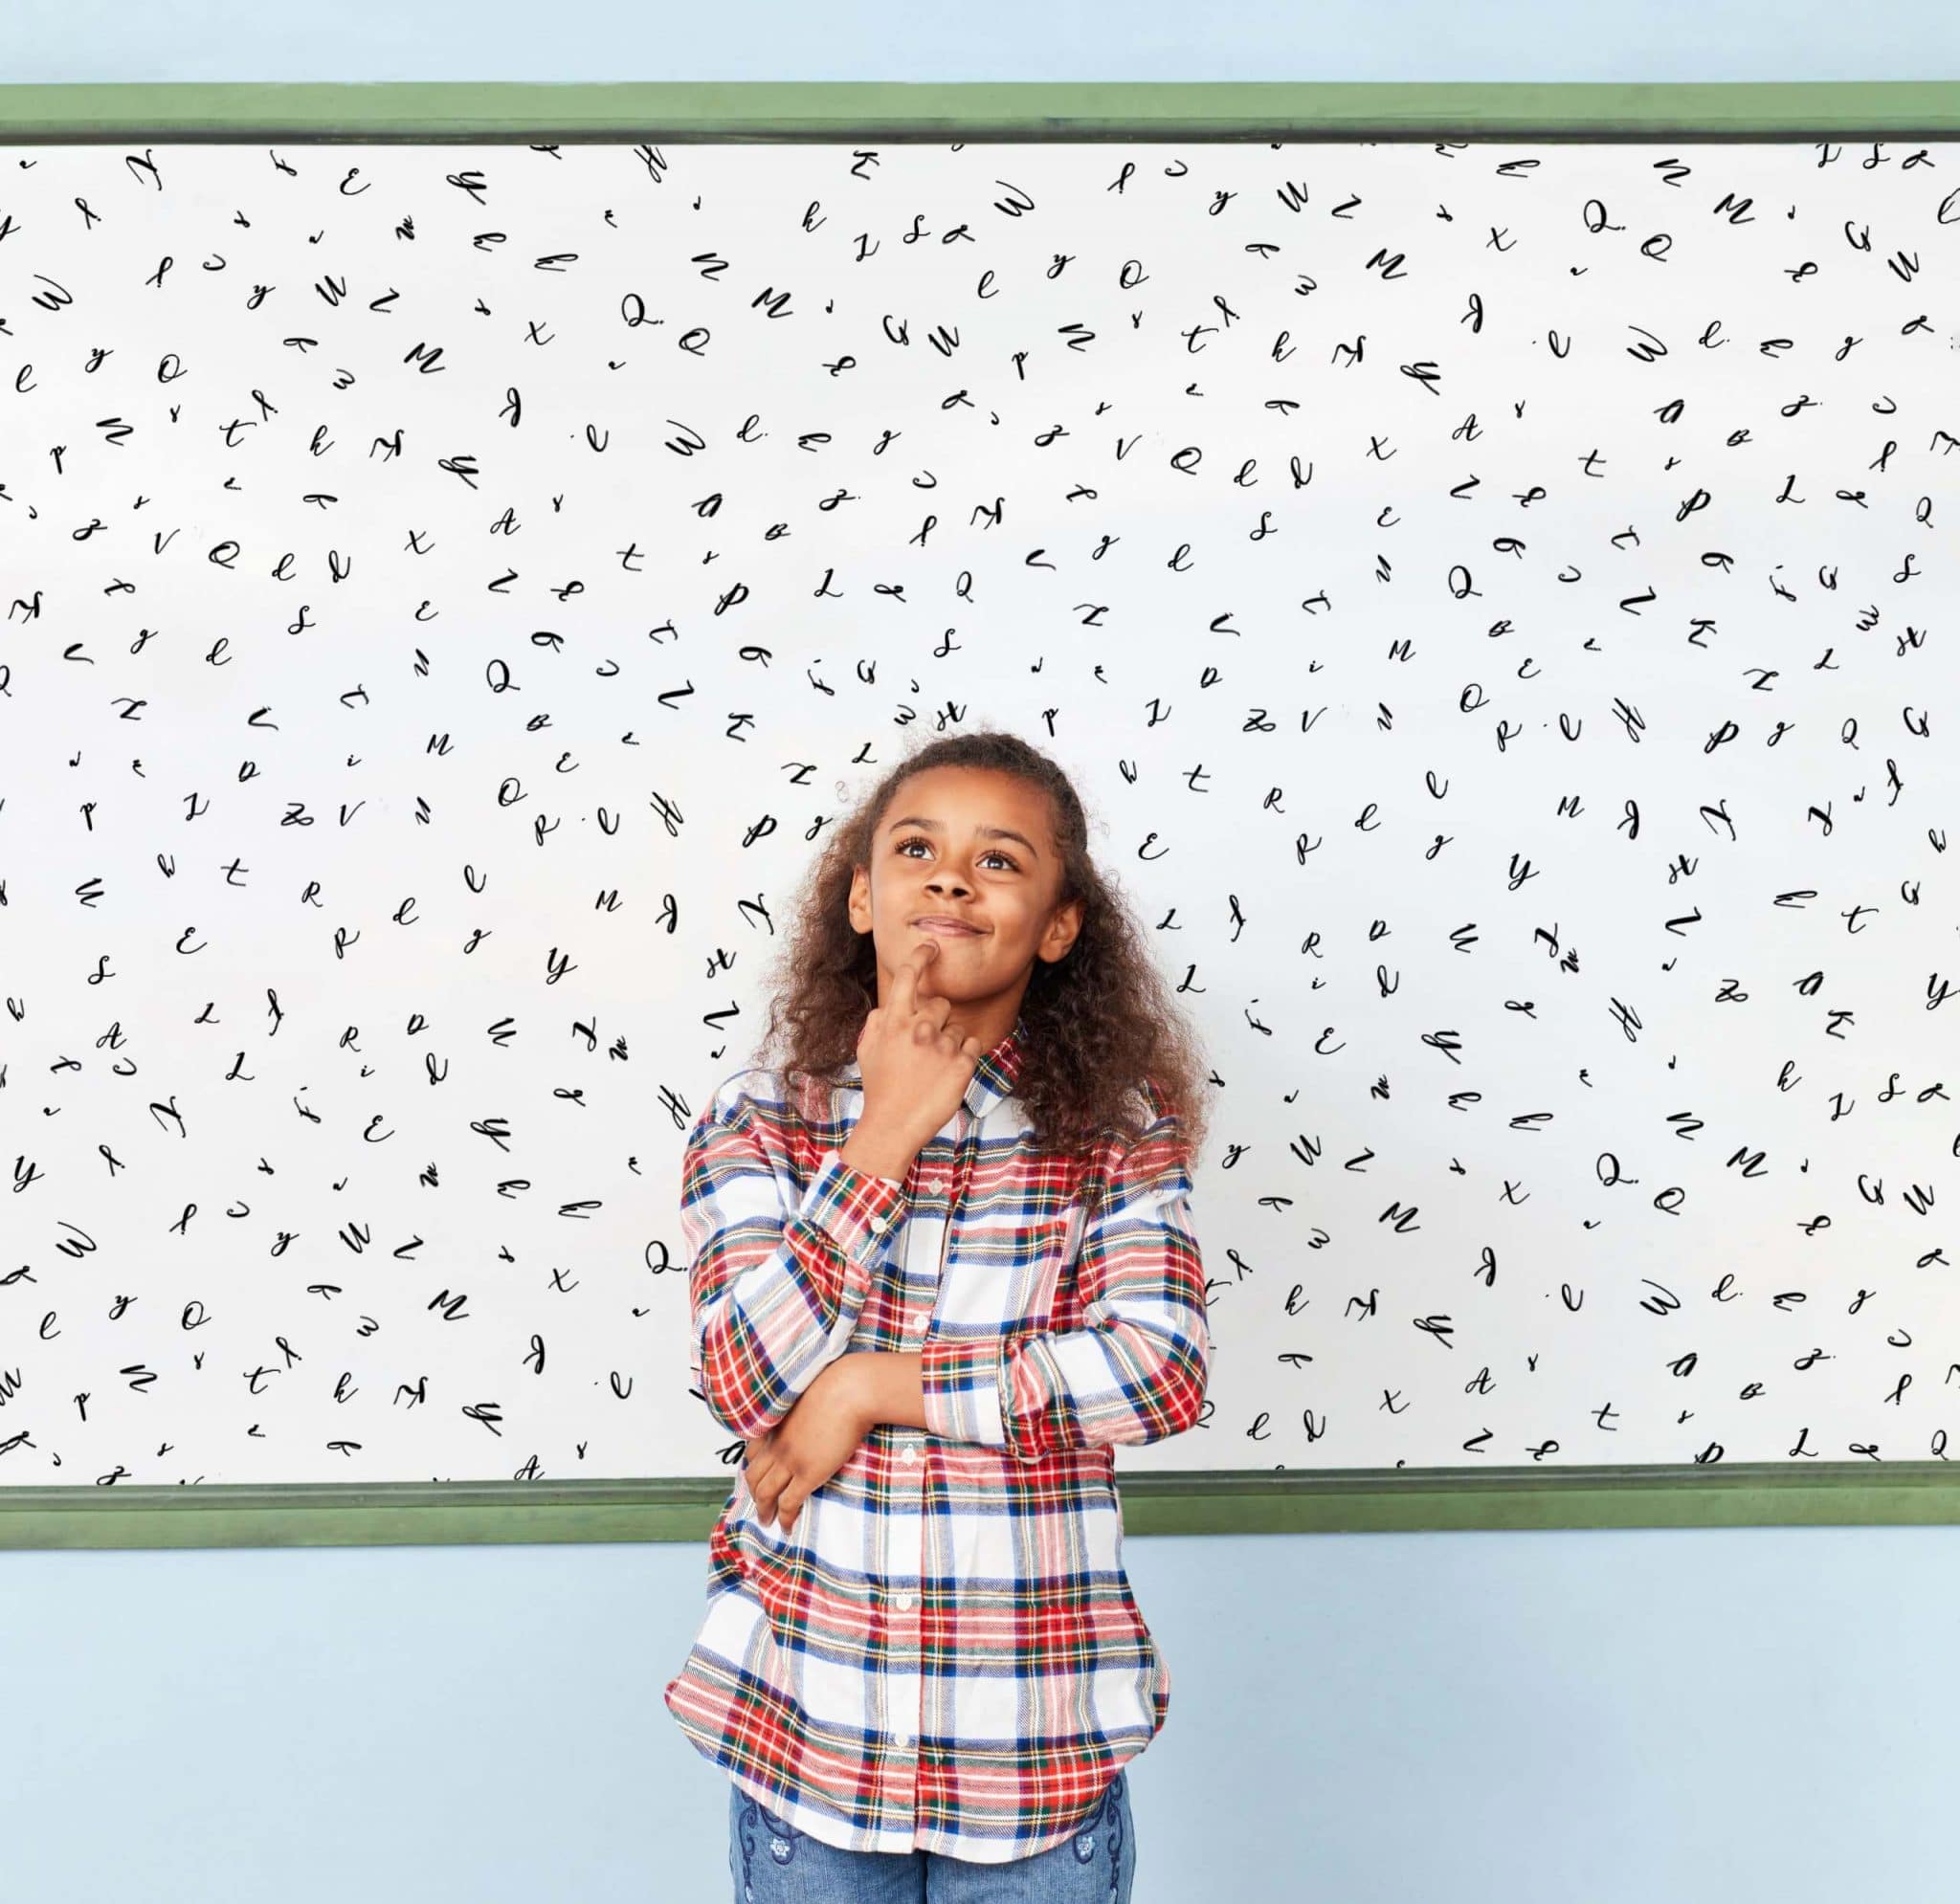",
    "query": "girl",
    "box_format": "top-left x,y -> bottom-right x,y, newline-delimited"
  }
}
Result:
665,731 -> 1213,1901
